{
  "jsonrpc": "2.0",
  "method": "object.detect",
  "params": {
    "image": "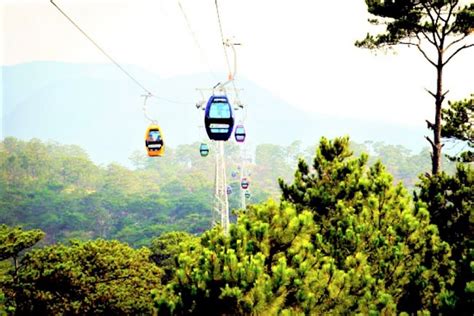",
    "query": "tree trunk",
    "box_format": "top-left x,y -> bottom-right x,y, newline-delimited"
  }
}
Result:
432,56 -> 444,175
